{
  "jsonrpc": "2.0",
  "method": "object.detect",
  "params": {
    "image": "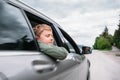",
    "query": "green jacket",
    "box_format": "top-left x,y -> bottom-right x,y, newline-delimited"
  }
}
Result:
38,41 -> 68,60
